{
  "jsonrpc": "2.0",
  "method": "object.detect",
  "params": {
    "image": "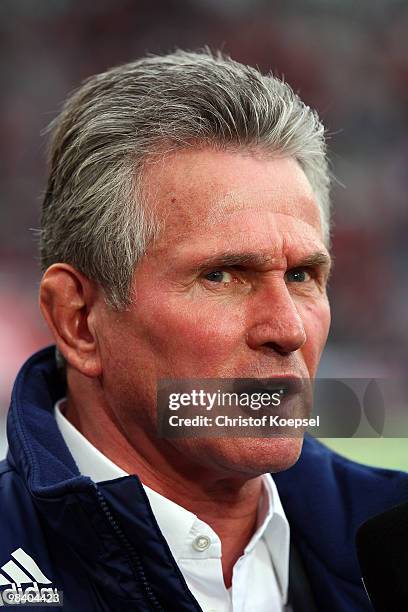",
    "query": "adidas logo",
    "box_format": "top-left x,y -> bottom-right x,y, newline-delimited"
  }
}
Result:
0,548 -> 51,587
0,549 -> 62,607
